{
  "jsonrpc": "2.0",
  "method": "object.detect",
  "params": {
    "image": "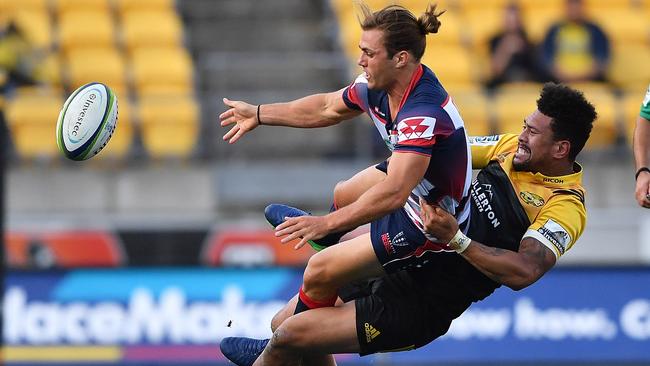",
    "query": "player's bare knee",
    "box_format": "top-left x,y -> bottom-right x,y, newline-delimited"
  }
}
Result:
271,307 -> 289,332
333,180 -> 349,207
268,320 -> 305,352
302,253 -> 333,293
